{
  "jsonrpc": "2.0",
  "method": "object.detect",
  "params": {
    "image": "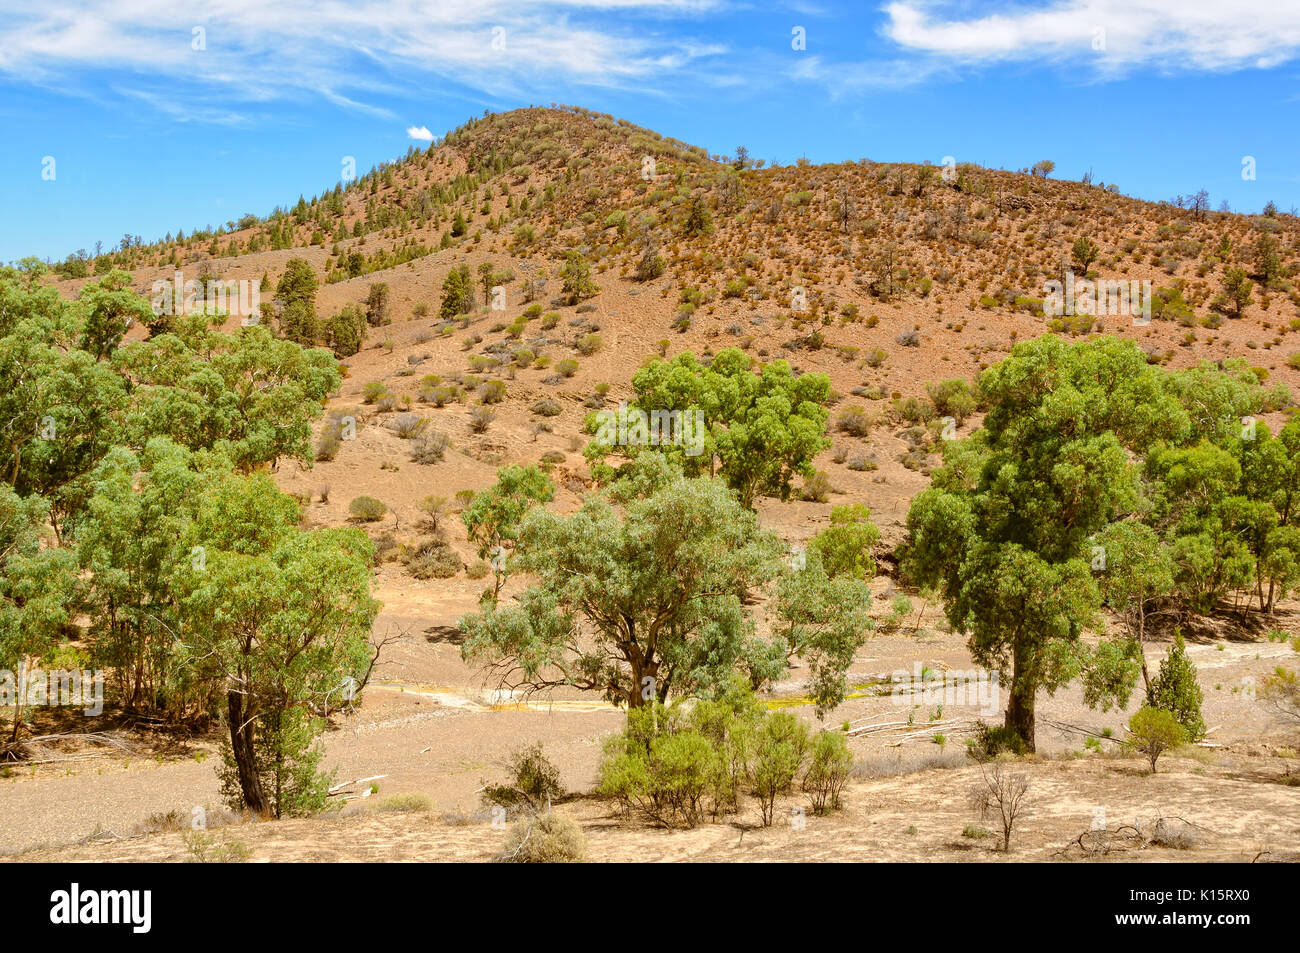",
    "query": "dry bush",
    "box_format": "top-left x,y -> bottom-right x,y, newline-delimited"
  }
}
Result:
404,538 -> 462,579
968,761 -> 1030,852
410,428 -> 451,463
500,811 -> 587,863
388,412 -> 427,439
